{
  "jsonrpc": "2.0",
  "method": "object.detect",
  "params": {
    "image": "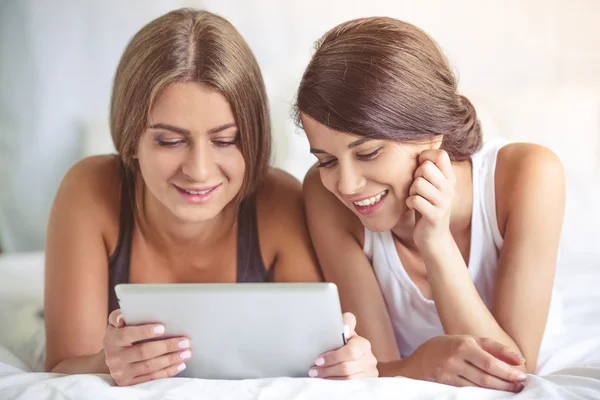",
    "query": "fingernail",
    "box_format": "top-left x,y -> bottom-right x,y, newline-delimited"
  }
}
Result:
179,350 -> 191,360
178,339 -> 190,349
513,353 -> 526,362
515,383 -> 524,392
517,373 -> 528,382
116,314 -> 124,325
152,325 -> 165,335
177,363 -> 186,372
315,358 -> 325,366
308,369 -> 318,378
343,325 -> 350,341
